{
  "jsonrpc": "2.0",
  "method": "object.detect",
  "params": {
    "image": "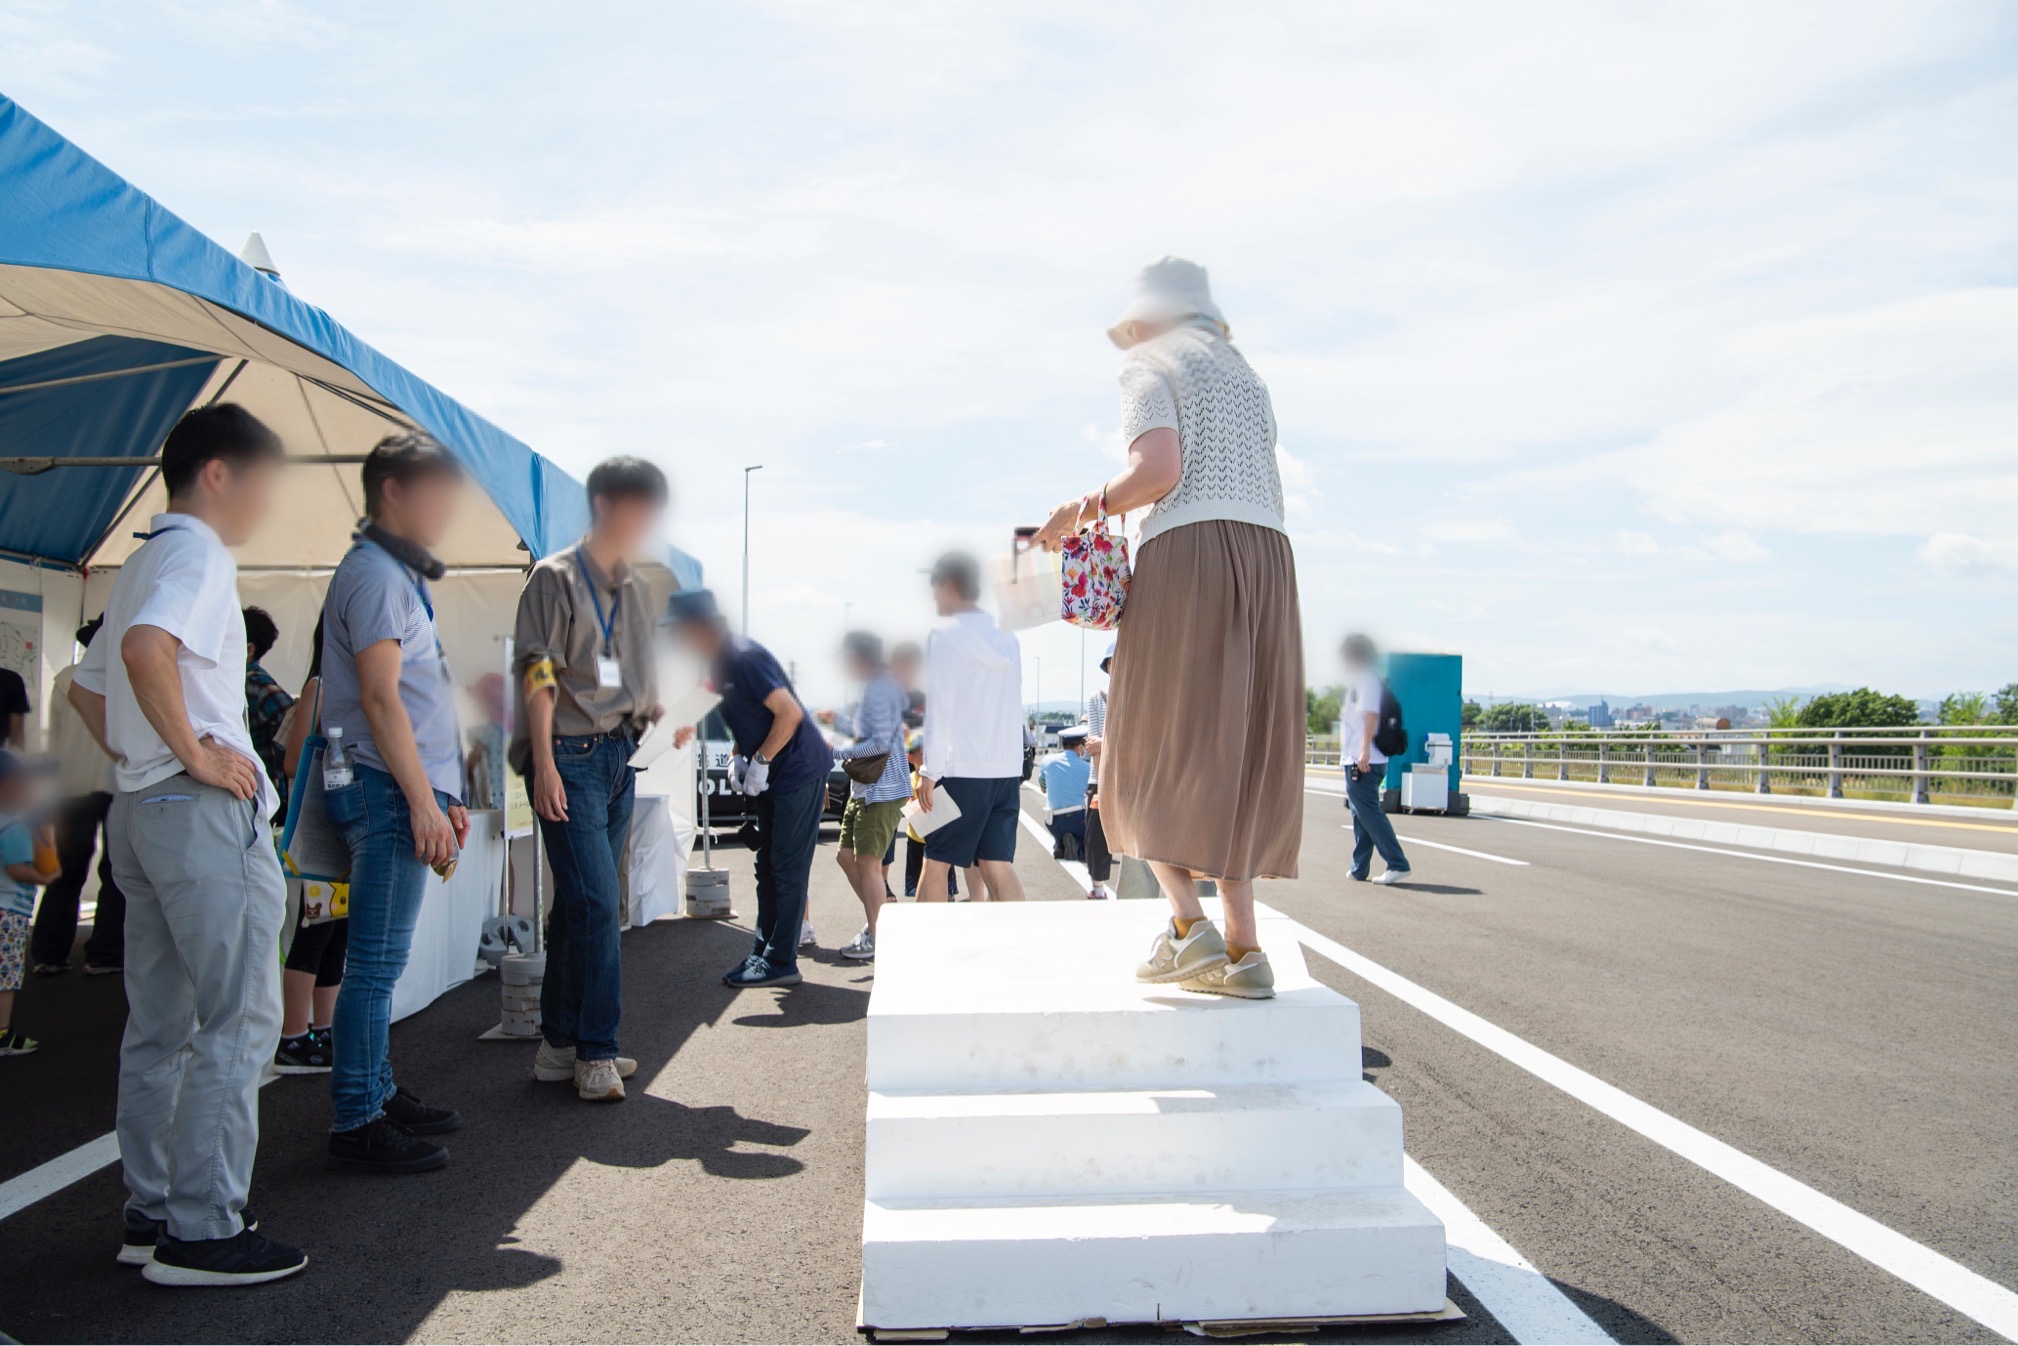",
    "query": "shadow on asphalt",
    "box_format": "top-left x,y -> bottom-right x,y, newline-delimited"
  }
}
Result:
1,914 -> 845,1344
